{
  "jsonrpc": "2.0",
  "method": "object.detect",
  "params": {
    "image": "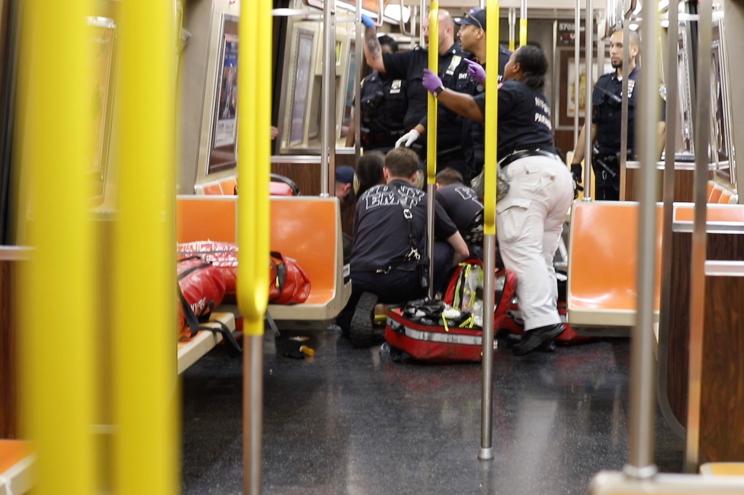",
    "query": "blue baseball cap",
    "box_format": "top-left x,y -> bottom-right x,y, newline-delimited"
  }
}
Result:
455,8 -> 486,31
335,166 -> 355,184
